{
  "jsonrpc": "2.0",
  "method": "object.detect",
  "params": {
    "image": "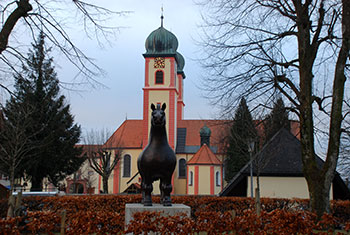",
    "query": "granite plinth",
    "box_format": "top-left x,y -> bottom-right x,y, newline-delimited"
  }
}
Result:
125,203 -> 191,234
